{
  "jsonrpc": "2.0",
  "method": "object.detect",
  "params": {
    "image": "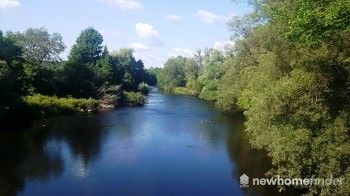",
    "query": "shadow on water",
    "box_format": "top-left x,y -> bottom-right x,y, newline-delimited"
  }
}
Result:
0,113 -> 108,196
0,128 -> 63,195
42,114 -> 108,165
219,113 -> 304,196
